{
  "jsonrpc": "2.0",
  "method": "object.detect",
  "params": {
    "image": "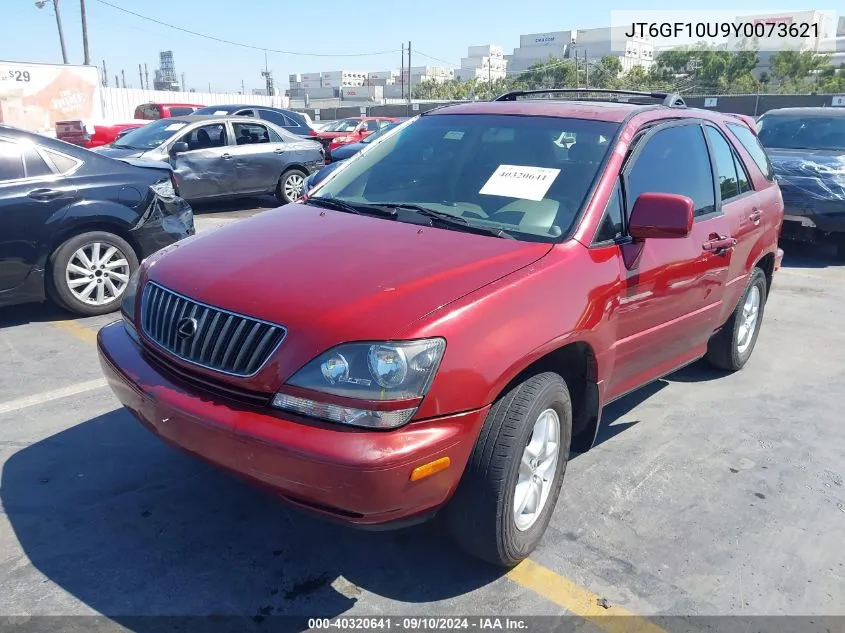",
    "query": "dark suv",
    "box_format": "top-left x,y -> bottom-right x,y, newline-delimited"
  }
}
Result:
191,105 -> 316,137
98,90 -> 784,567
